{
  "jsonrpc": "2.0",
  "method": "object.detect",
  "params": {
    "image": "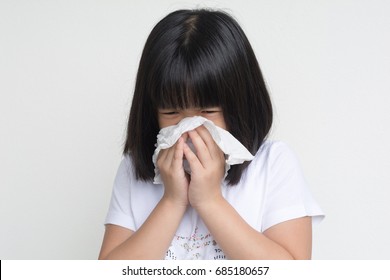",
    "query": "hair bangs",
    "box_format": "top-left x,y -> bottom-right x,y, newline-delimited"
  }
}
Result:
151,48 -> 222,110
